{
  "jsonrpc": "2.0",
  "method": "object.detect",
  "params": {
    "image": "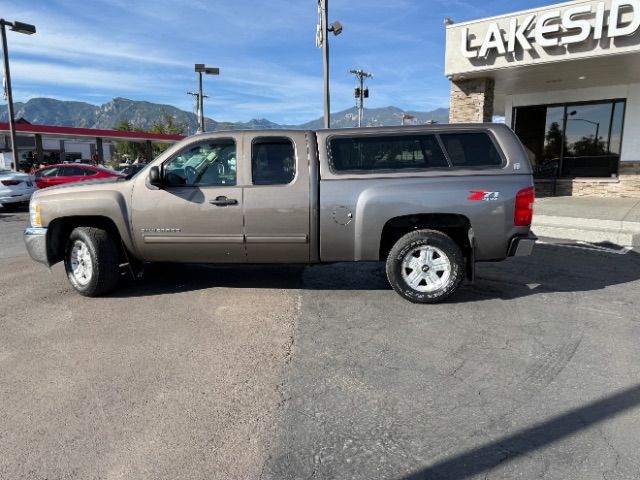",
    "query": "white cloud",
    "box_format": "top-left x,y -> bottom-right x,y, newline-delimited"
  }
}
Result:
11,60 -> 168,92
7,9 -> 184,67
